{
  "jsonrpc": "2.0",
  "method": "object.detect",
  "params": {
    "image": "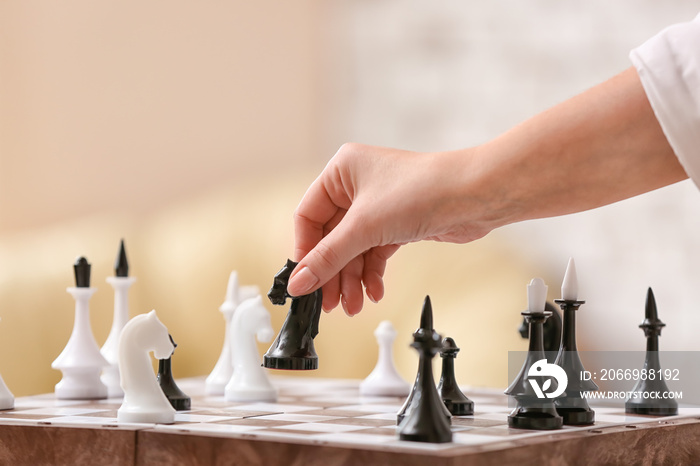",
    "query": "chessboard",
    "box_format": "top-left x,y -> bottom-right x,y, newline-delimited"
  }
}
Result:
0,377 -> 699,465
